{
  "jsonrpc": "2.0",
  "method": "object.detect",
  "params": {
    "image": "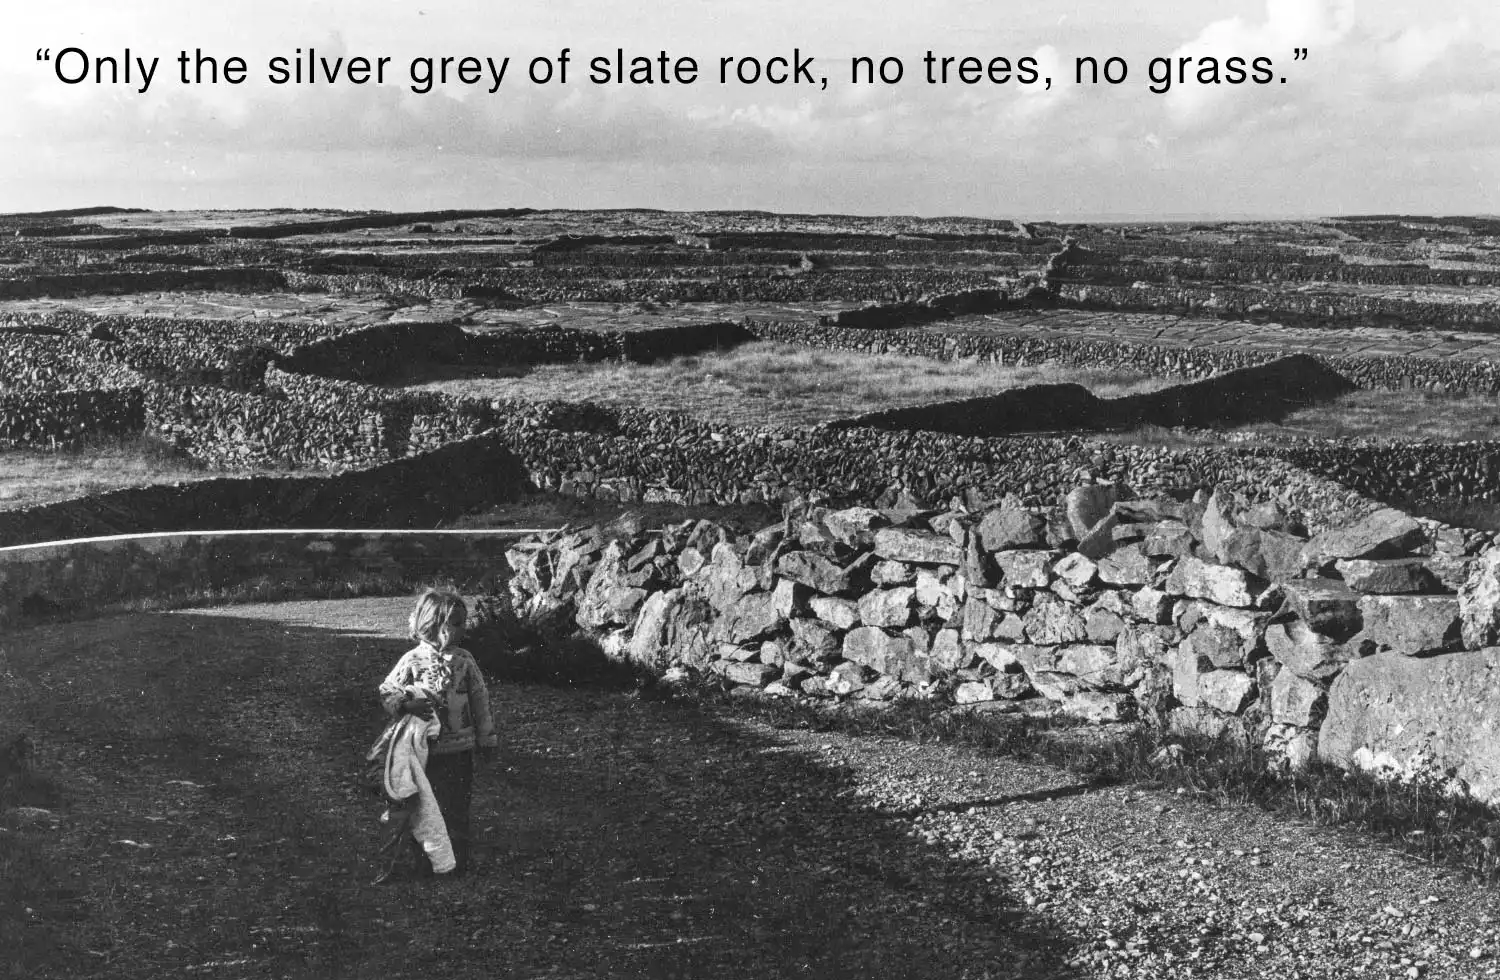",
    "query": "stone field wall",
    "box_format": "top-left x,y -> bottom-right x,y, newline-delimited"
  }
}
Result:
743,316 -> 1500,394
0,388 -> 146,449
503,488 -> 1500,802
0,432 -> 530,548
0,529 -> 533,626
